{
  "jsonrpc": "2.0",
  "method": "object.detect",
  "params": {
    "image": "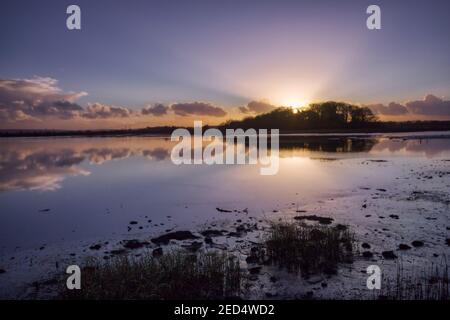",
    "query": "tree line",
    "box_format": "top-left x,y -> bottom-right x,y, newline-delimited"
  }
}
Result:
223,102 -> 378,130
